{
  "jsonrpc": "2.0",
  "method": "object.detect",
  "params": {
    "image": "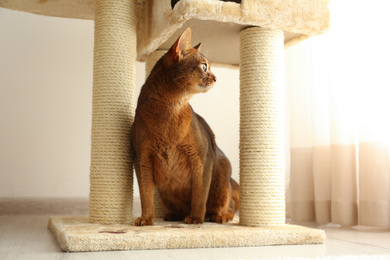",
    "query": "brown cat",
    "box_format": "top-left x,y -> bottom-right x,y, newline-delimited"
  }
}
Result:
131,28 -> 239,226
